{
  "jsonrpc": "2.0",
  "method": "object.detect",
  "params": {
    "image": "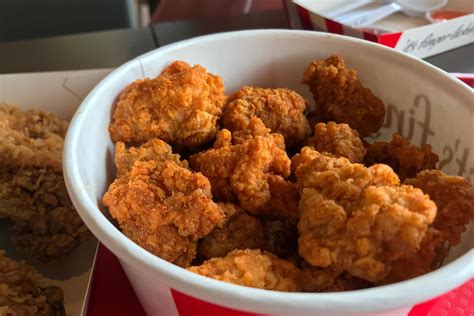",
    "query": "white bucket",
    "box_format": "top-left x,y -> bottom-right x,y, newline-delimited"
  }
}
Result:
63,30 -> 474,316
